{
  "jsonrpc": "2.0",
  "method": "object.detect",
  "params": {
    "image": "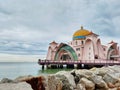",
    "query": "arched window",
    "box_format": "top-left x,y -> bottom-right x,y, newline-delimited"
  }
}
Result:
103,48 -> 106,51
81,41 -> 84,45
78,53 -> 80,57
76,41 -> 77,45
95,55 -> 98,59
76,48 -> 80,51
89,47 -> 91,50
